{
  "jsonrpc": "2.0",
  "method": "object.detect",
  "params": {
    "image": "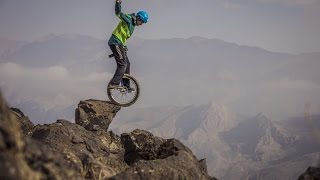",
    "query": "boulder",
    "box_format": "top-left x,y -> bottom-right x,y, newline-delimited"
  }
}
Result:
114,129 -> 215,180
75,99 -> 121,131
